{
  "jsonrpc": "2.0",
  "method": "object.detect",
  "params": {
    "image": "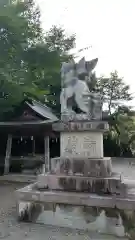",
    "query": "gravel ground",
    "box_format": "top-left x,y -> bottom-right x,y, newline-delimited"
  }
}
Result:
0,182 -> 127,240
113,160 -> 135,180
0,158 -> 134,240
